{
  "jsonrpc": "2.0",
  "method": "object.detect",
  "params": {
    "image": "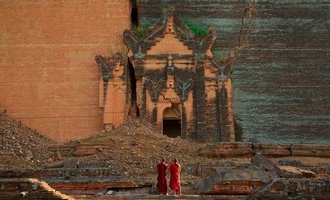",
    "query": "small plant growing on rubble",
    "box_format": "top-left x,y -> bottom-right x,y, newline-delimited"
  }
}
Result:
133,23 -> 152,42
181,18 -> 208,37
